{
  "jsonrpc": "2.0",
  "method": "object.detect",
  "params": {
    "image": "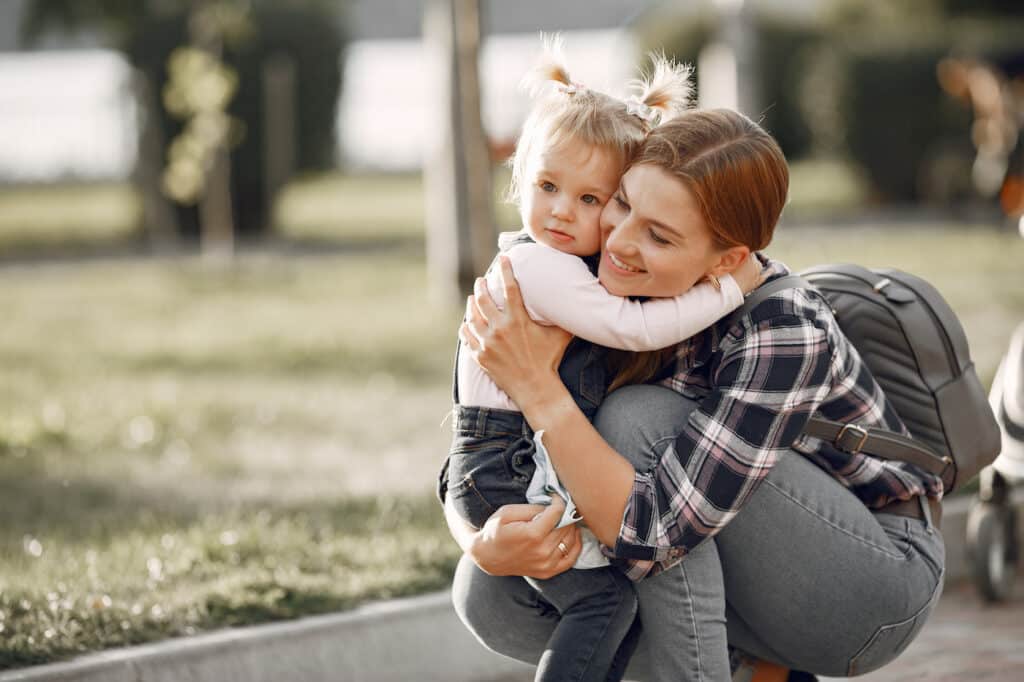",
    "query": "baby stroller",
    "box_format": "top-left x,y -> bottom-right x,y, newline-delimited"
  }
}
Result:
966,321 -> 1024,601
